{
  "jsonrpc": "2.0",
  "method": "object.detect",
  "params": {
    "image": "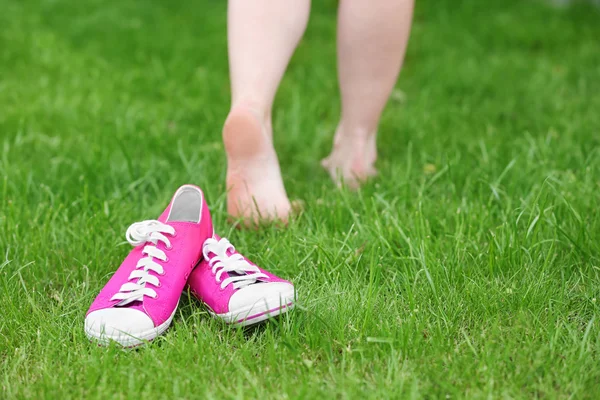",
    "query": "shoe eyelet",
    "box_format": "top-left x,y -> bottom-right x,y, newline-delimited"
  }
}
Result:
164,257 -> 169,263
219,286 -> 226,292
156,282 -> 161,288
165,244 -> 173,251
171,231 -> 178,238
153,294 -> 159,299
